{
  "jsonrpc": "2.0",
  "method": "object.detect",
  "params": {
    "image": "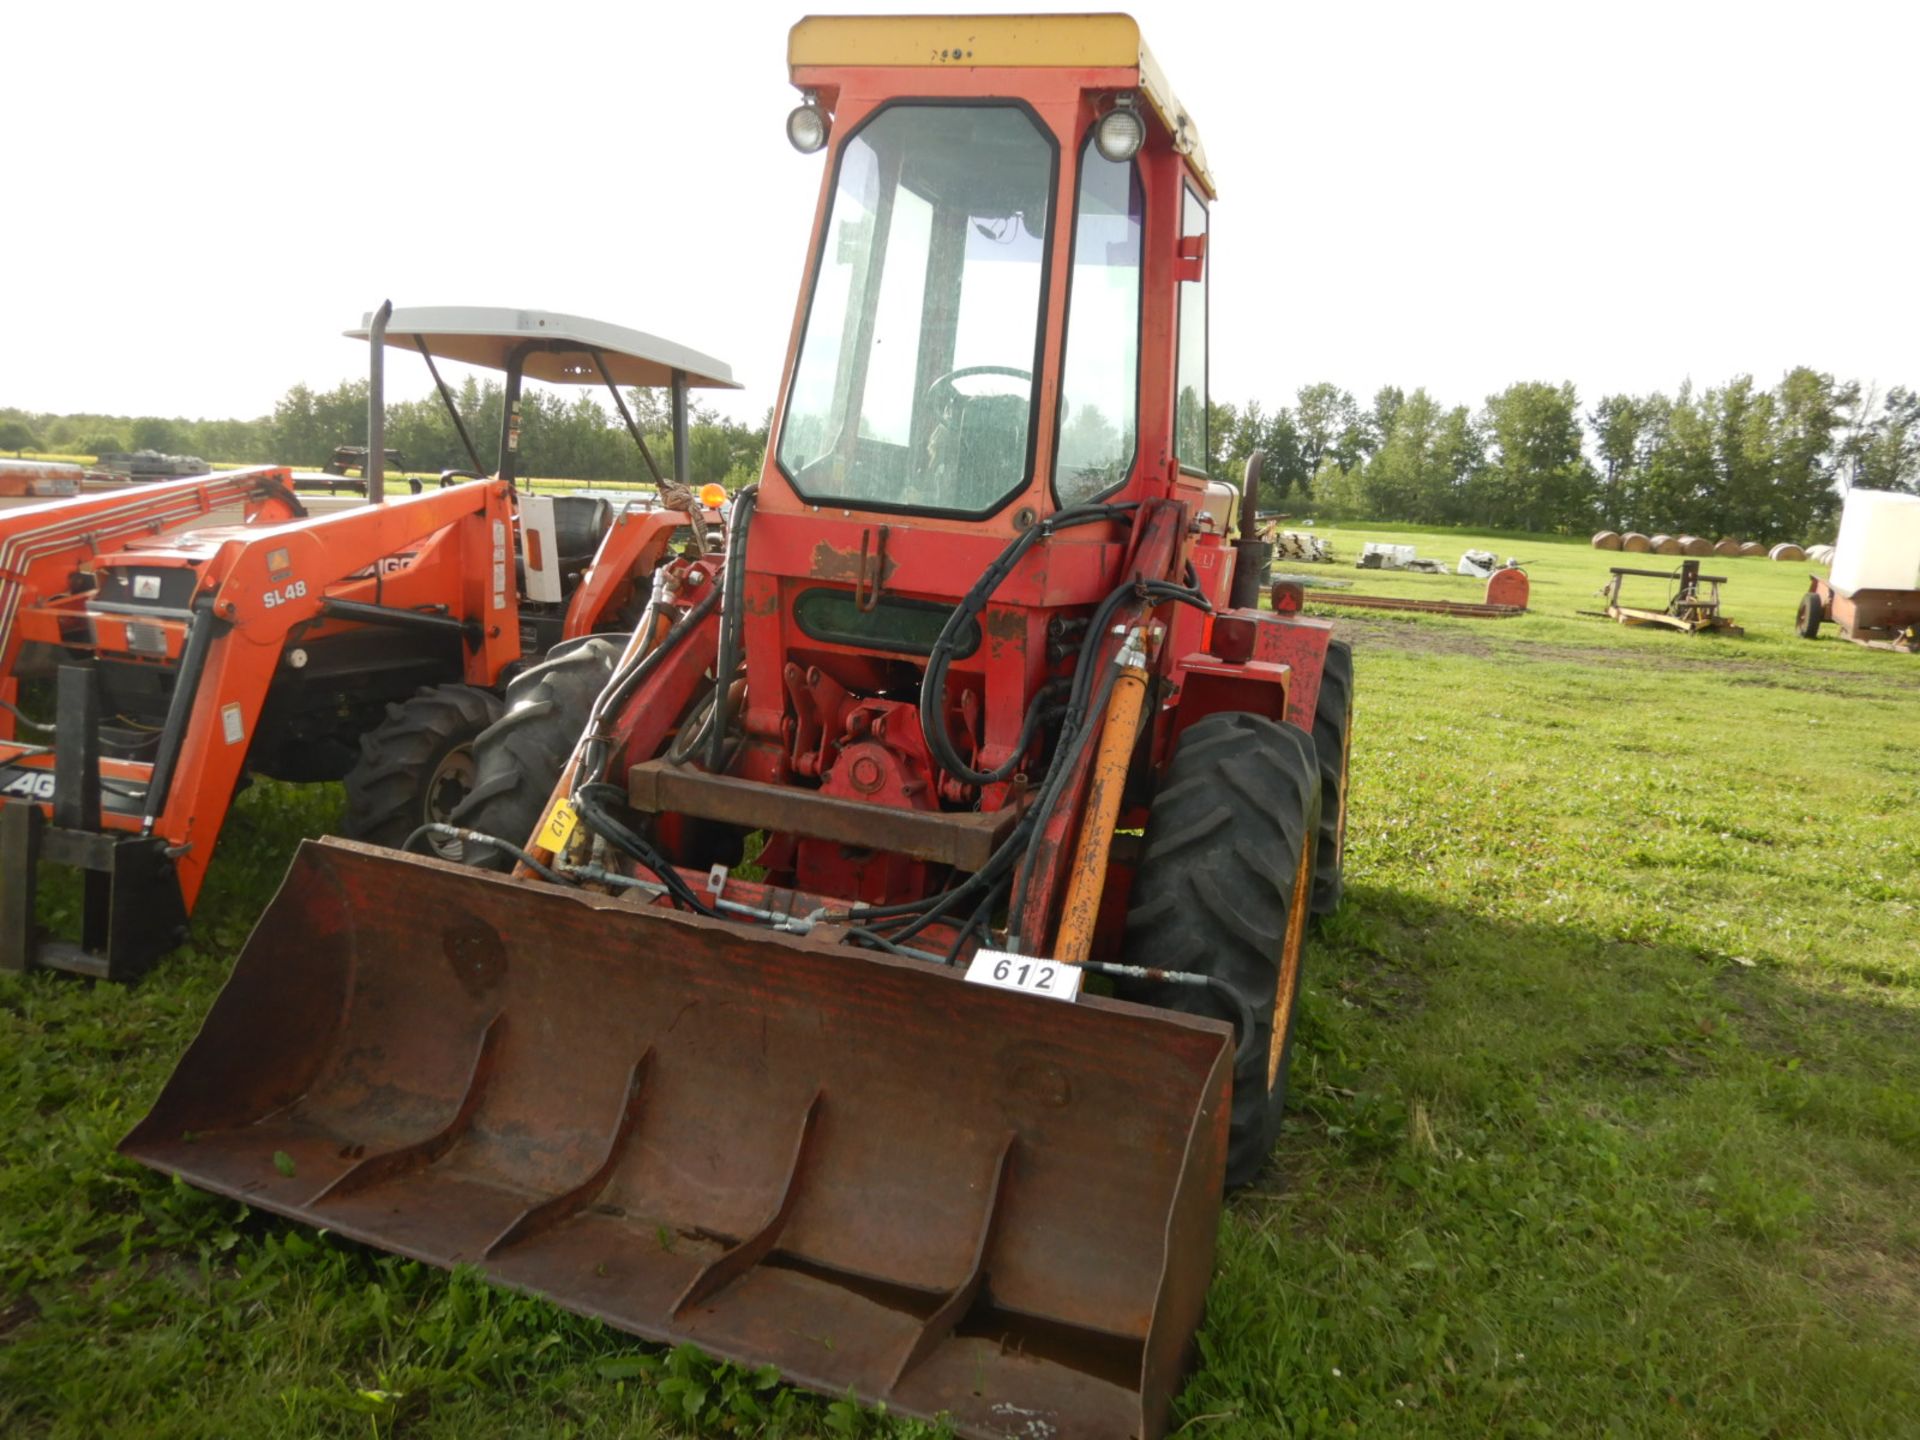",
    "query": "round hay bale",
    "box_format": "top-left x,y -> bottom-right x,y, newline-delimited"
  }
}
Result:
1621,532 -> 1651,552
1592,530 -> 1622,551
1650,534 -> 1681,555
1738,541 -> 1765,557
1769,542 -> 1806,562
1806,543 -> 1835,566
1713,538 -> 1742,556
1679,535 -> 1713,556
